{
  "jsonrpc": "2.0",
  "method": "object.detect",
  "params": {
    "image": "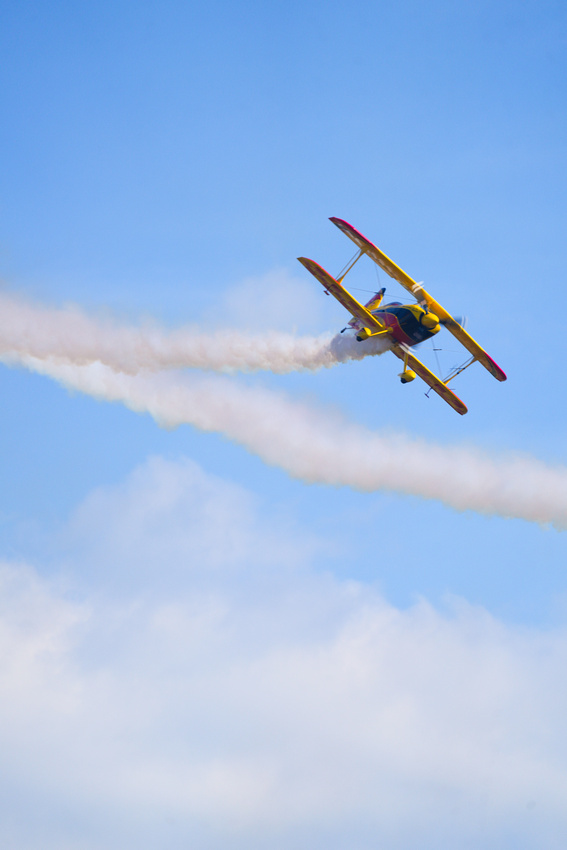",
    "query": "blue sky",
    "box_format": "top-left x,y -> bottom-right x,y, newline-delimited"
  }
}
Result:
1,1 -> 567,847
